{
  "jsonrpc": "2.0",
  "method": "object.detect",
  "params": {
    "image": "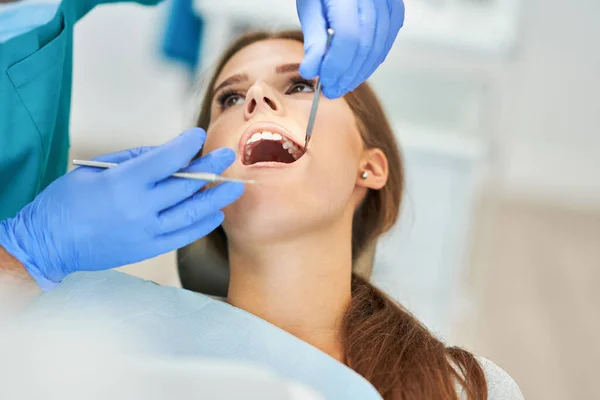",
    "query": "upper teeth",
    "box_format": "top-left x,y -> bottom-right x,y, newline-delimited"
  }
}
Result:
246,131 -> 284,144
